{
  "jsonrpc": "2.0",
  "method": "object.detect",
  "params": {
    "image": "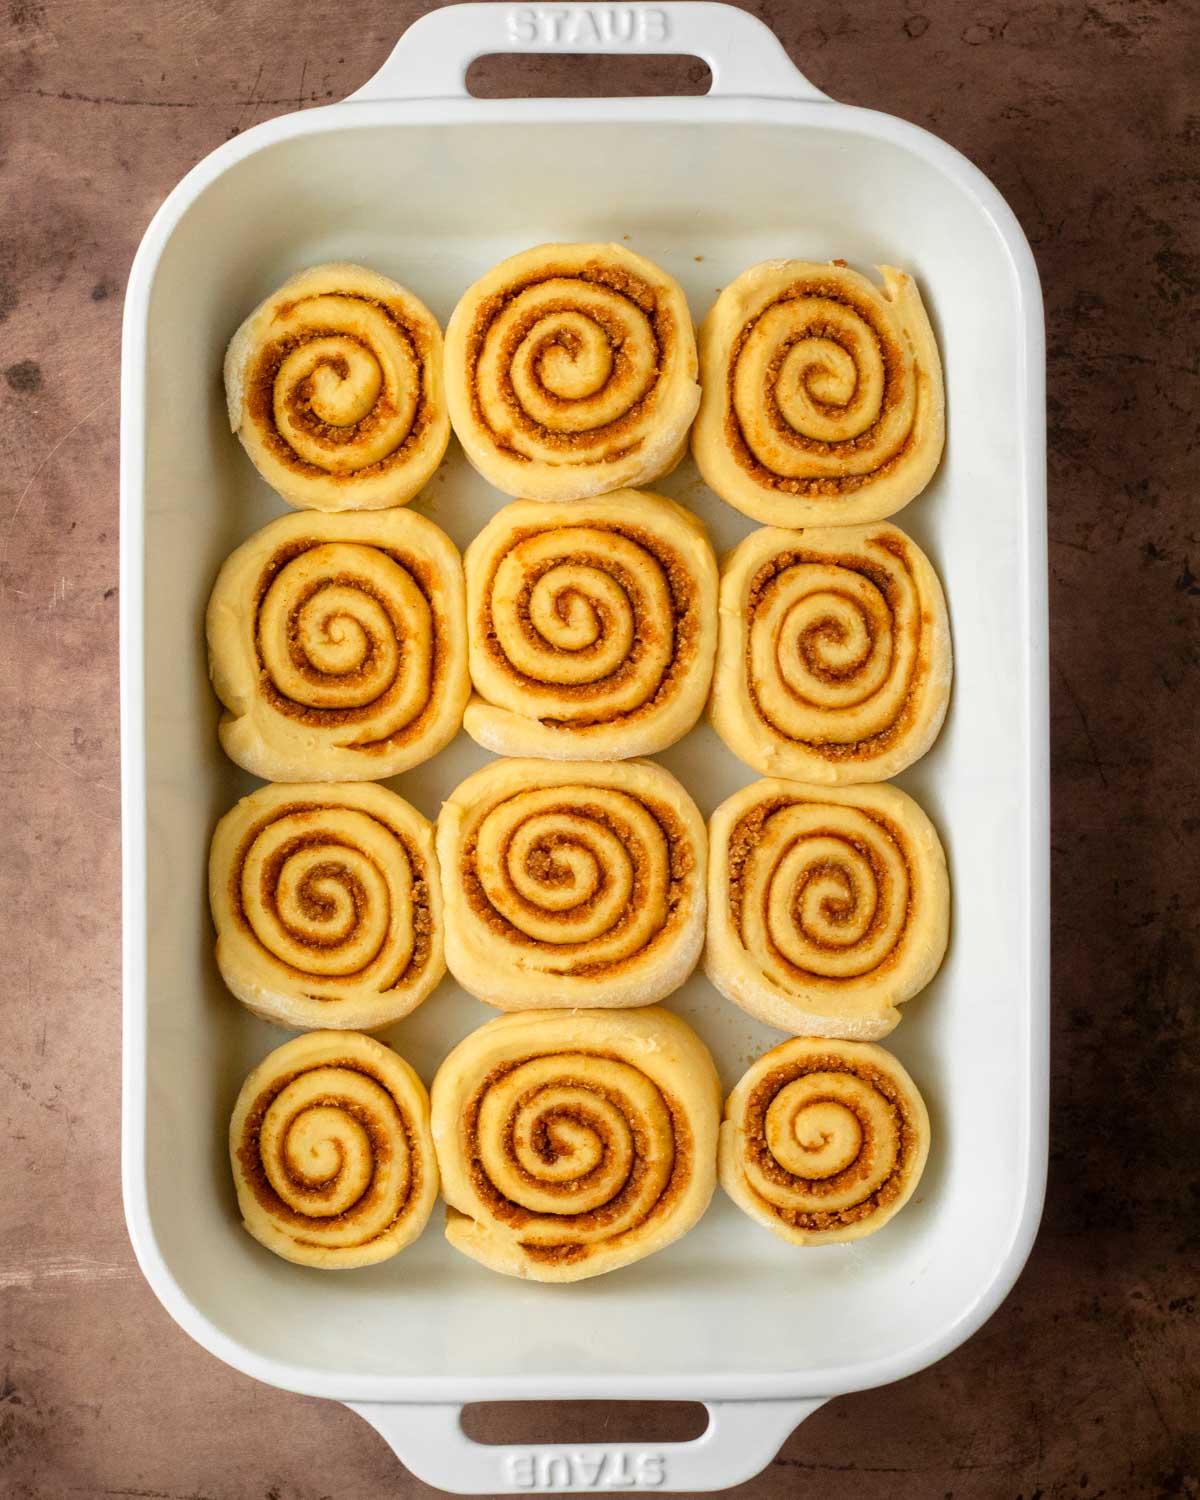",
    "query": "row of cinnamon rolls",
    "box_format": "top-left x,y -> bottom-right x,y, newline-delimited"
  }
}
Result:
231,1013 -> 929,1280
206,489 -> 951,784
225,246 -> 944,526
211,765 -> 947,1039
